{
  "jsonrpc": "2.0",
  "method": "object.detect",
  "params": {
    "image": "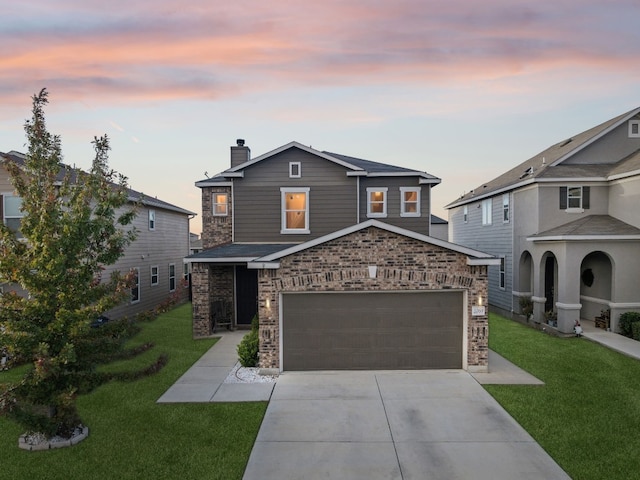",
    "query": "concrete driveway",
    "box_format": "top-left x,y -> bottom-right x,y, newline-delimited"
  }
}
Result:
243,370 -> 570,480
